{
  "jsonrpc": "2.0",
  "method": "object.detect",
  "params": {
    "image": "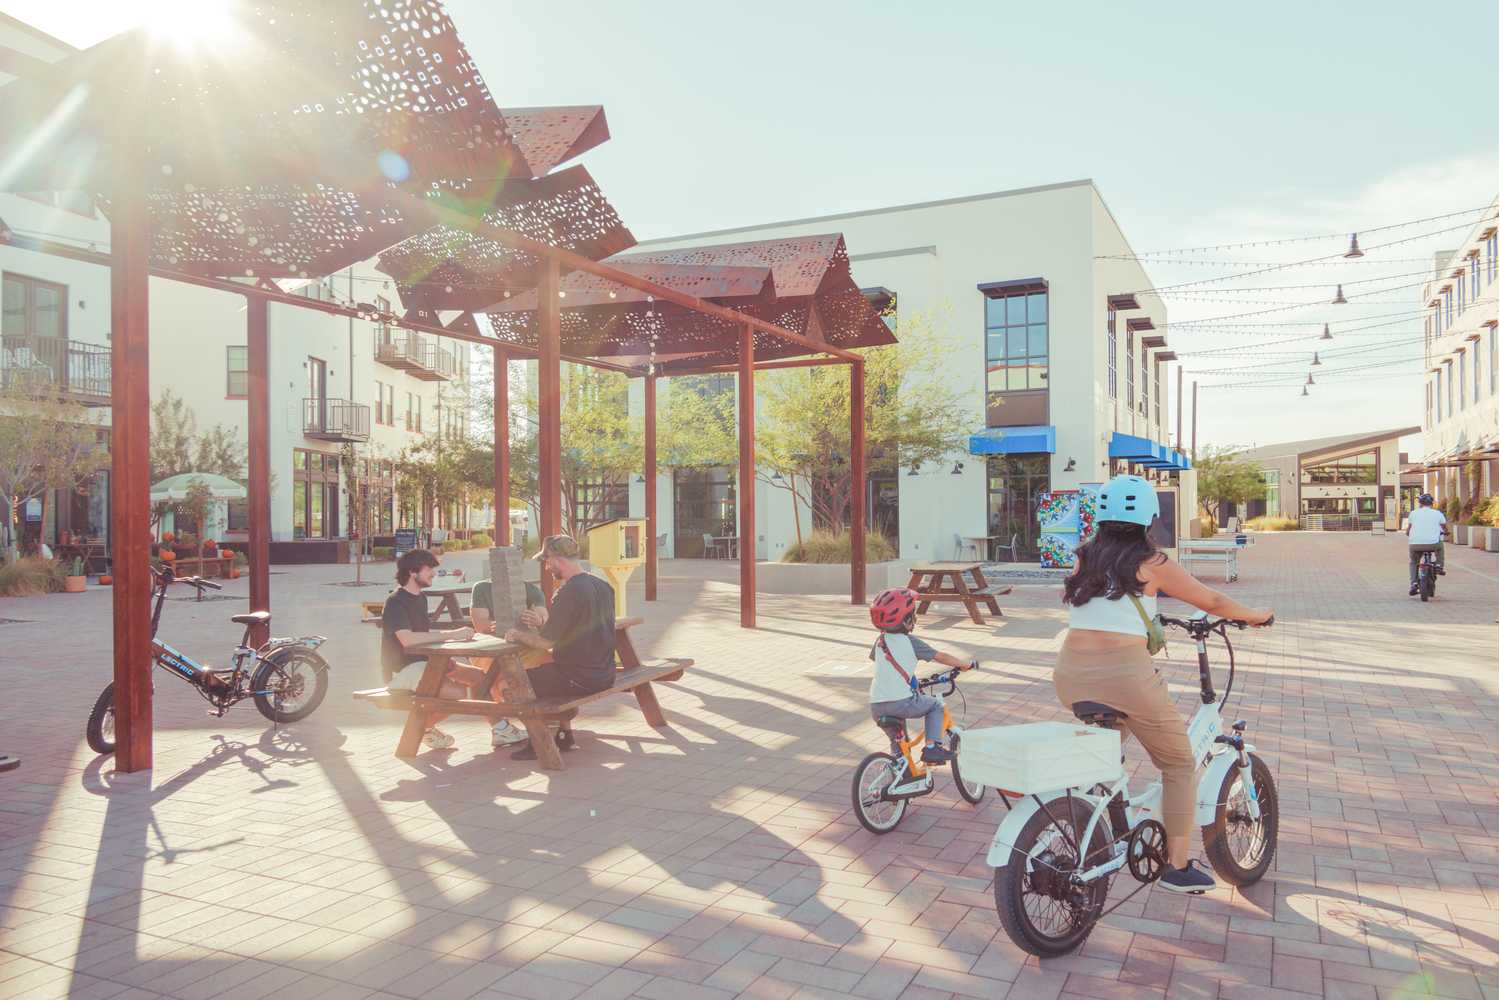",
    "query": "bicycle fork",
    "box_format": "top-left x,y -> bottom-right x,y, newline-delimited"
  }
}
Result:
1214,724 -> 1262,823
